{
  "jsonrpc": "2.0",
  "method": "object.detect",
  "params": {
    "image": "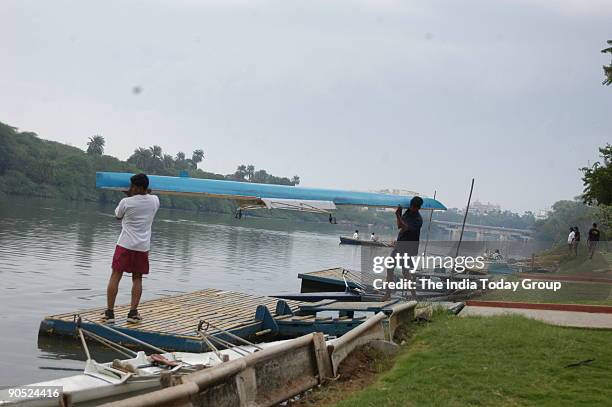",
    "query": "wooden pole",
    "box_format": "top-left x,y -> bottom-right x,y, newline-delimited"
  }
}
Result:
455,178 -> 474,258
423,190 -> 437,259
